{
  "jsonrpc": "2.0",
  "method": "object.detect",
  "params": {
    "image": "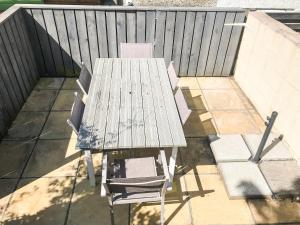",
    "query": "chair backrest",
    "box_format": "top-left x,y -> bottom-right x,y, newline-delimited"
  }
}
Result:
175,88 -> 192,125
107,176 -> 166,193
77,63 -> 92,95
167,61 -> 179,91
67,92 -> 85,135
120,43 -> 153,58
